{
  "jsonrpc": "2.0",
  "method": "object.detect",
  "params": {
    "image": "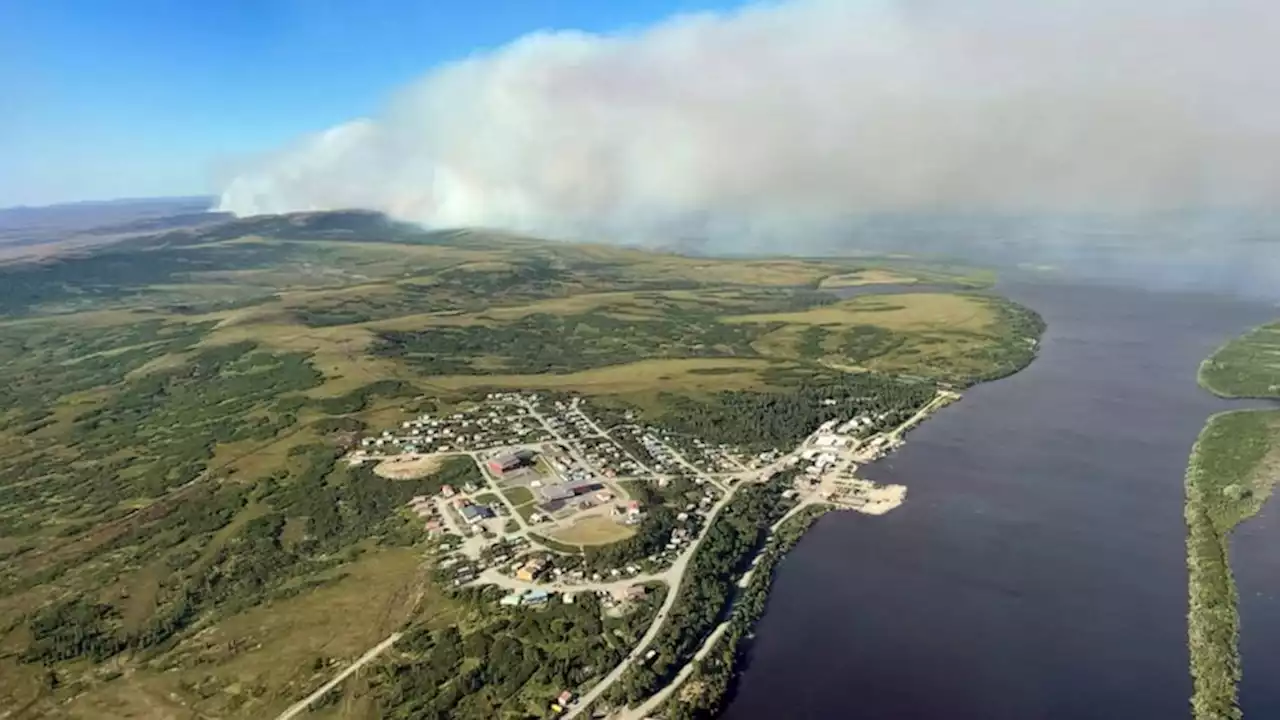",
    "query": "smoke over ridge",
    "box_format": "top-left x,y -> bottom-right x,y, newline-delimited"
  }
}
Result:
219,0 -> 1280,253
